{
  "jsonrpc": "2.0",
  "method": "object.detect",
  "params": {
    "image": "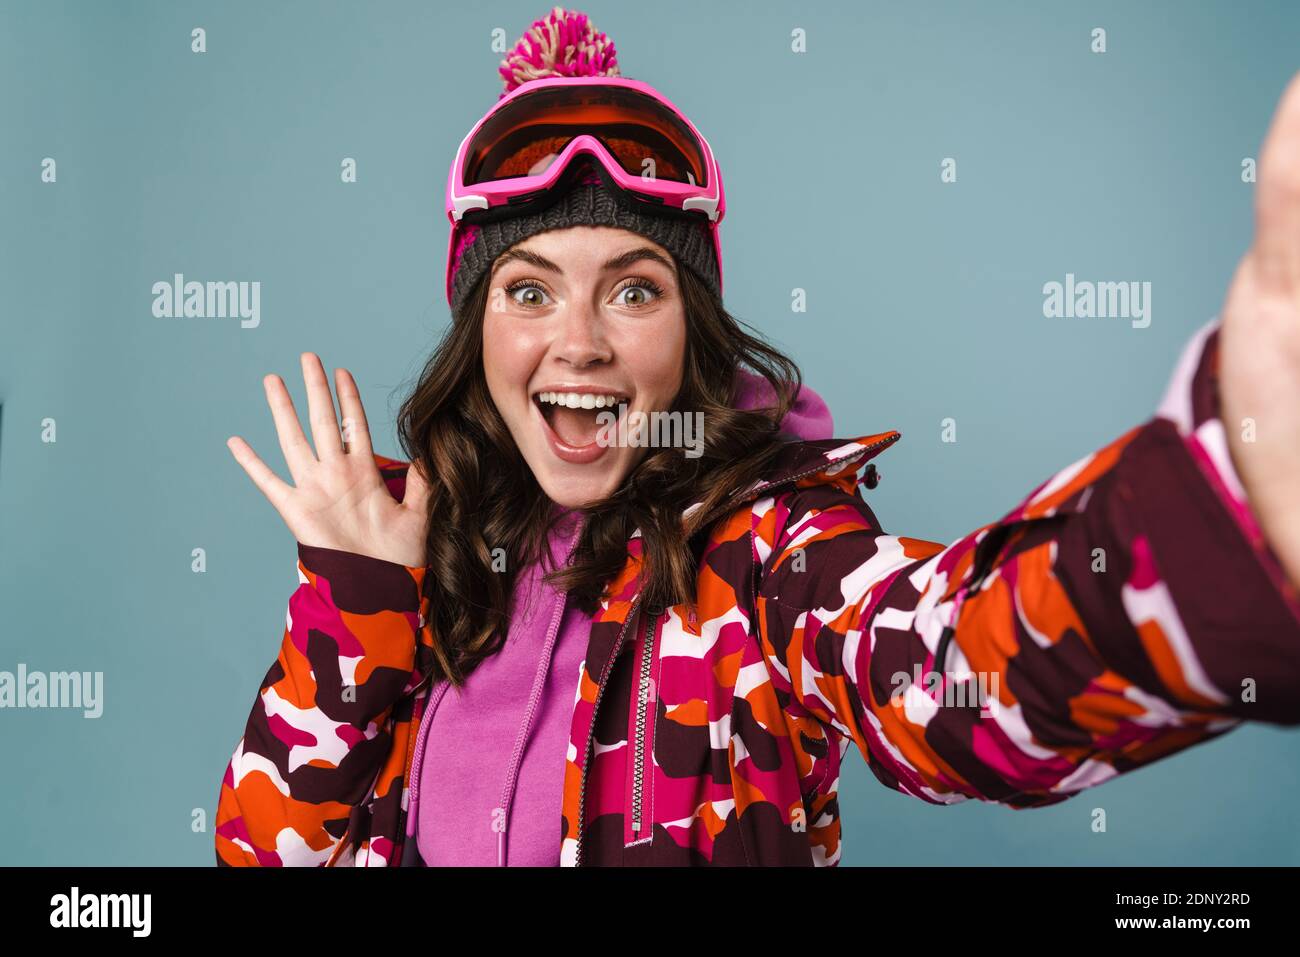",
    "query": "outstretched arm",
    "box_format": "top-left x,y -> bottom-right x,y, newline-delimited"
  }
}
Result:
754,70 -> 1300,810
756,316 -> 1300,810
